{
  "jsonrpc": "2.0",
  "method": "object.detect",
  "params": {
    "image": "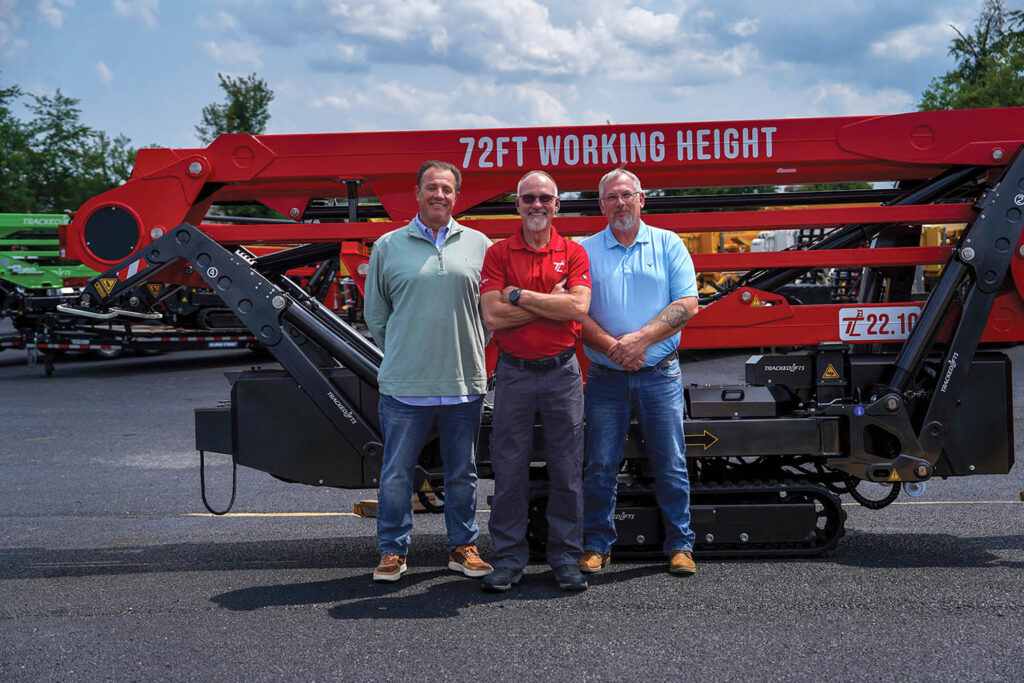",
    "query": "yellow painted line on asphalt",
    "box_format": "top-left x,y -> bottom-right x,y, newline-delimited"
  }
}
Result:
842,500 -> 1020,506
190,501 -> 1021,517
25,436 -> 56,441
187,512 -> 360,517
